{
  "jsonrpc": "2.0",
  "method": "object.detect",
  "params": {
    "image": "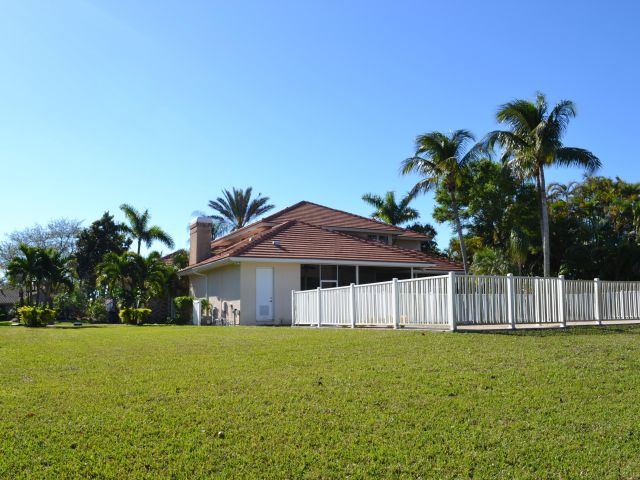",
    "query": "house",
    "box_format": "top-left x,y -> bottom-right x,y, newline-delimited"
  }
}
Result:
0,287 -> 20,318
180,201 -> 463,325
